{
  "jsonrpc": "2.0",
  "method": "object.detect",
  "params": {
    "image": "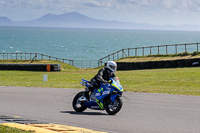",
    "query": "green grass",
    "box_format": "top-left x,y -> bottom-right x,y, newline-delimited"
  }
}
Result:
117,68 -> 200,95
0,125 -> 31,133
0,59 -> 200,96
0,65 -> 200,95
